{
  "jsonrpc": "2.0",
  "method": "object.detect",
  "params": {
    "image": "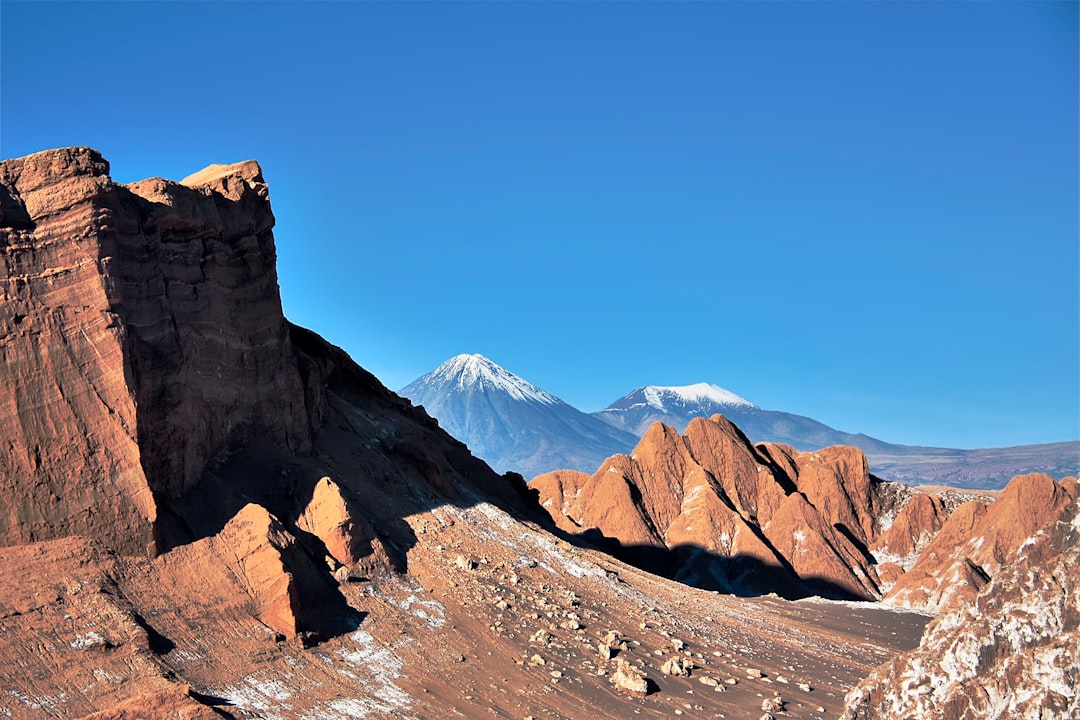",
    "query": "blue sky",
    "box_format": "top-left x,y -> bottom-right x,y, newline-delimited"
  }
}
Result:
2,1 -> 1077,449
